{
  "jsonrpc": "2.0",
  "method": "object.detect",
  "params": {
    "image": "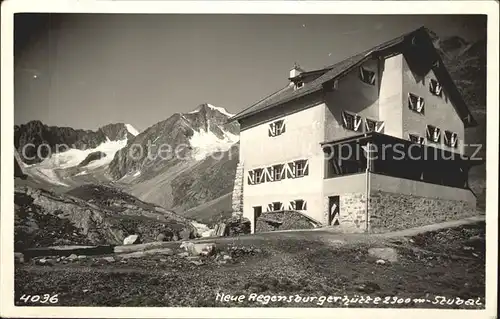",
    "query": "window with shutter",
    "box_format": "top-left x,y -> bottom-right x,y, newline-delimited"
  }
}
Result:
254,168 -> 265,184
444,130 -> 458,148
426,125 -> 441,143
365,118 -> 385,133
294,199 -> 306,210
286,162 -> 296,178
408,93 -> 425,114
429,79 -> 443,97
268,119 -> 286,137
409,133 -> 425,145
247,170 -> 255,185
359,67 -> 376,85
272,202 -> 282,211
342,111 -> 362,132
295,159 -> 309,178
272,164 -> 284,181
266,204 -> 273,212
